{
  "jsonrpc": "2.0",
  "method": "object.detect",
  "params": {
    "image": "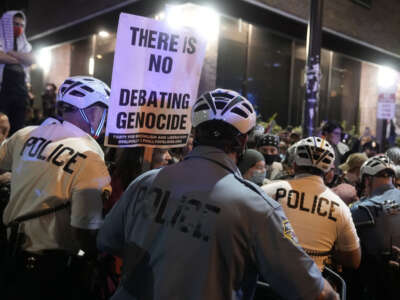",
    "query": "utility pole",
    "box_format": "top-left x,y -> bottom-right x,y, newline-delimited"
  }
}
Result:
302,0 -> 324,137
